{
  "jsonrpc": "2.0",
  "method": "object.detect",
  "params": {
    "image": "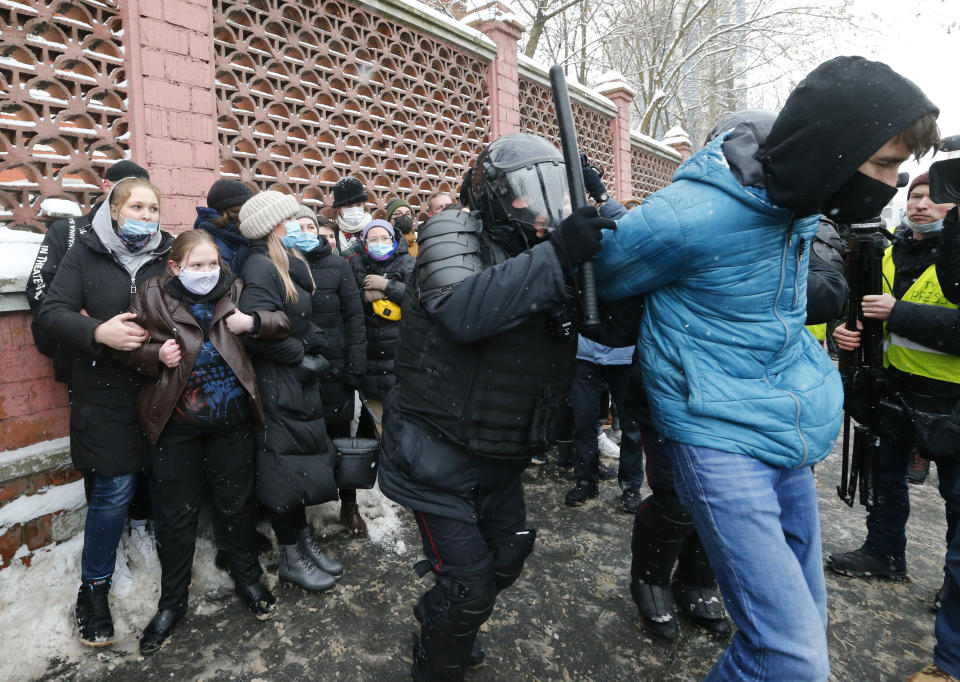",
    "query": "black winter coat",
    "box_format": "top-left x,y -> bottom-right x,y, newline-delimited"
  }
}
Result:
34,228 -> 173,476
26,205 -> 97,382
304,242 -> 366,425
238,243 -> 336,503
350,247 -> 415,399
